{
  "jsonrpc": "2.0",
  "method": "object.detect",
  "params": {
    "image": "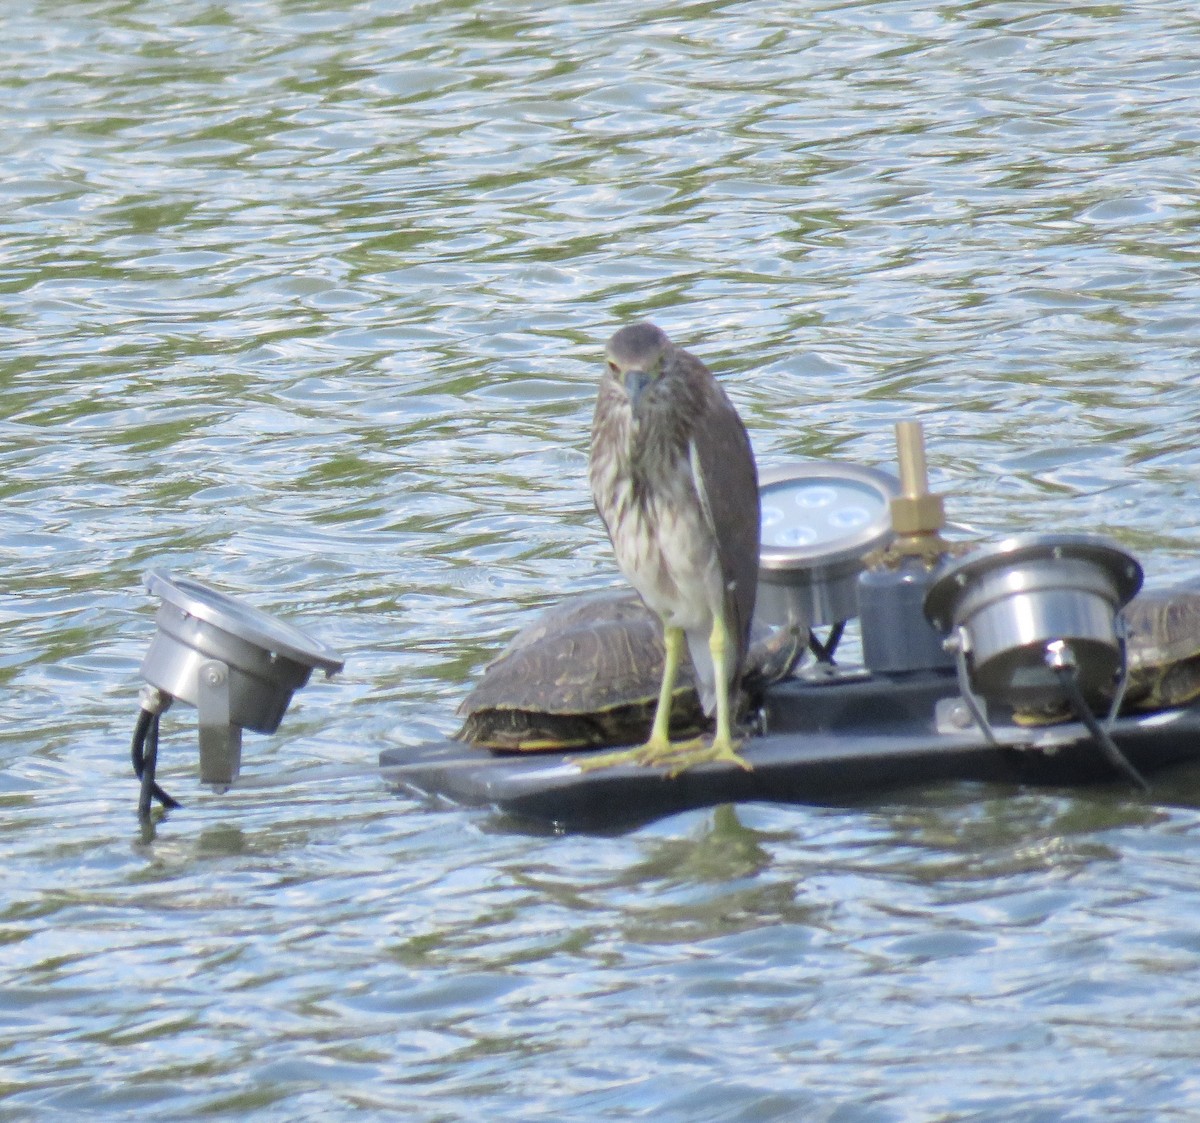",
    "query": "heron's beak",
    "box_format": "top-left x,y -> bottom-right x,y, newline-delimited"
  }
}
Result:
623,369 -> 653,410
